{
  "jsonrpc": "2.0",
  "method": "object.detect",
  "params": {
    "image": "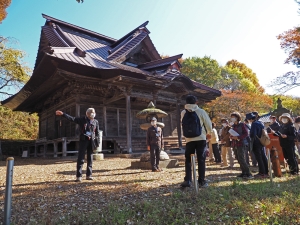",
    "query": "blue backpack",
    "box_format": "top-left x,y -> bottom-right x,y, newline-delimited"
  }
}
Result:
182,109 -> 202,138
